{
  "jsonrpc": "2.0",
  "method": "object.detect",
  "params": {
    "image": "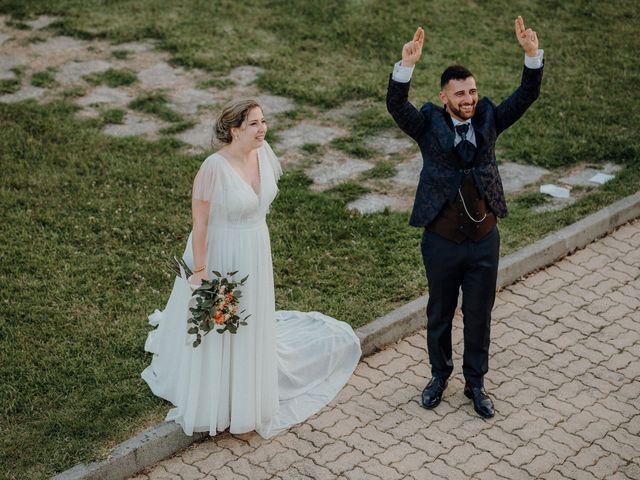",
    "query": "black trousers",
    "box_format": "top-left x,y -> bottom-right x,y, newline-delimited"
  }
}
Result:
421,227 -> 500,388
